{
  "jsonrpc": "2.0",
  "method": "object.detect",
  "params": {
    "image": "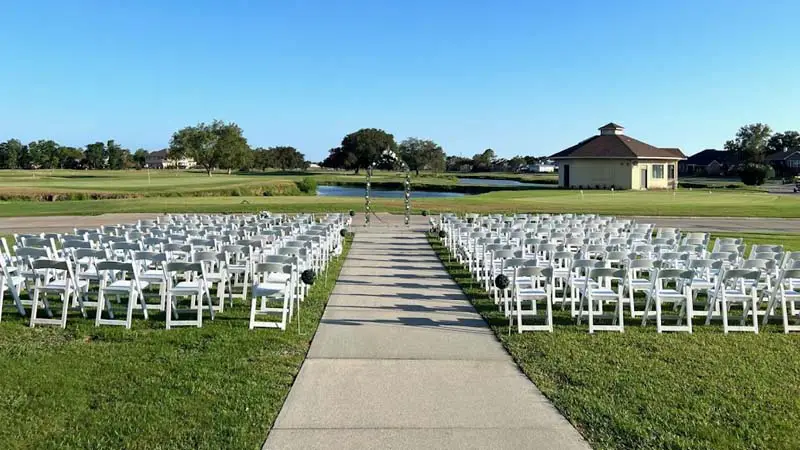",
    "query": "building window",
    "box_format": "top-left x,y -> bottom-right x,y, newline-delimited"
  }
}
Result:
789,159 -> 800,169
668,164 -> 675,179
652,164 -> 665,179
